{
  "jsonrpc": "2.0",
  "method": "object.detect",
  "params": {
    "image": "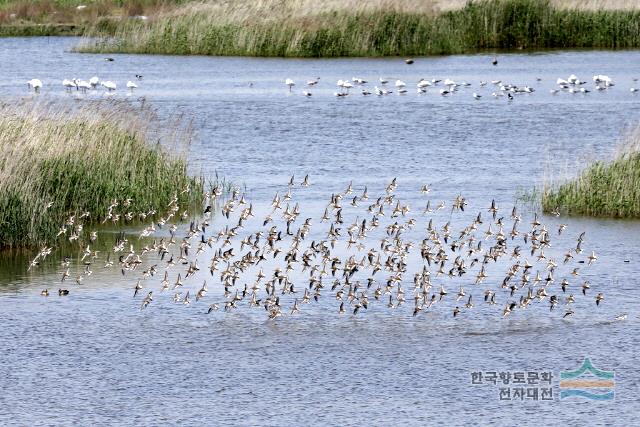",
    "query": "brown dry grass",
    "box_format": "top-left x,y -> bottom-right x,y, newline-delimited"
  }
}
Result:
1,0 -> 638,27
0,1 -> 179,25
